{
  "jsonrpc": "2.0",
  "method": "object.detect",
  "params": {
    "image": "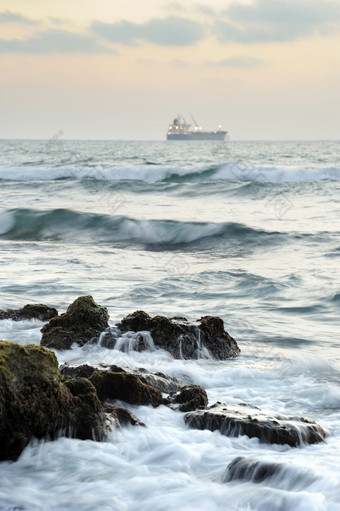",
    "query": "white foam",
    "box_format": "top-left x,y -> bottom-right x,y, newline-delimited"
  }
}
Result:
215,162 -> 340,183
119,218 -> 226,245
0,165 -> 206,182
1,163 -> 339,183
